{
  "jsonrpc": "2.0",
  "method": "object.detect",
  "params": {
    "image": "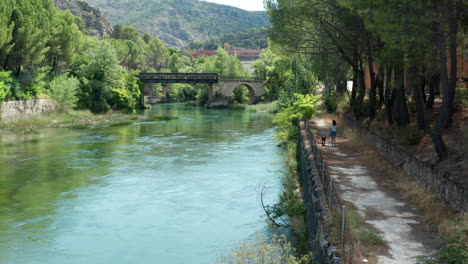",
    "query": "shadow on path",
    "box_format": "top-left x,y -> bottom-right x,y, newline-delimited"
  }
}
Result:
311,116 -> 434,264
